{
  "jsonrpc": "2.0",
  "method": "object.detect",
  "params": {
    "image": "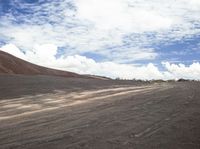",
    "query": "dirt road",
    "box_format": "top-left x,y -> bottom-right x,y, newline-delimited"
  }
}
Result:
0,80 -> 200,149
